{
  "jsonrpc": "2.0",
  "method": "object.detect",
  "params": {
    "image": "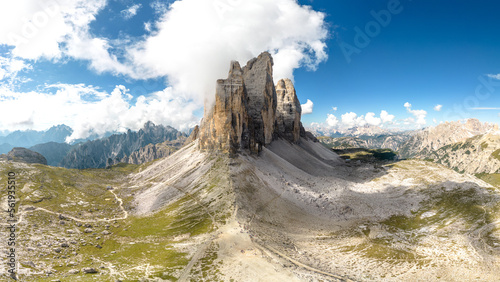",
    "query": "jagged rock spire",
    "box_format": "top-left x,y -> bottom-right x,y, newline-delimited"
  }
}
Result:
197,52 -> 307,155
276,78 -> 301,143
